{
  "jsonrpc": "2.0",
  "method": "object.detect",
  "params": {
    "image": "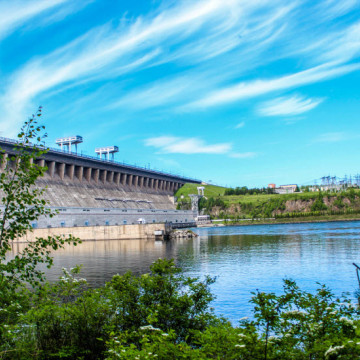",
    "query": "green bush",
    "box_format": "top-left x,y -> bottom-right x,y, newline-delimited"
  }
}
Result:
2,259 -> 360,359
311,192 -> 328,212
